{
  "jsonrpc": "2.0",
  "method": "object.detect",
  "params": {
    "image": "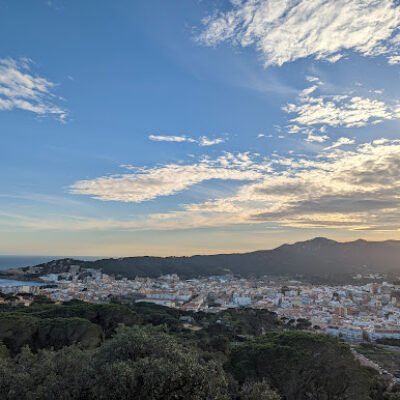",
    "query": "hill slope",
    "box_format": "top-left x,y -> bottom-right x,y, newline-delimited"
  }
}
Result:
20,237 -> 400,281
